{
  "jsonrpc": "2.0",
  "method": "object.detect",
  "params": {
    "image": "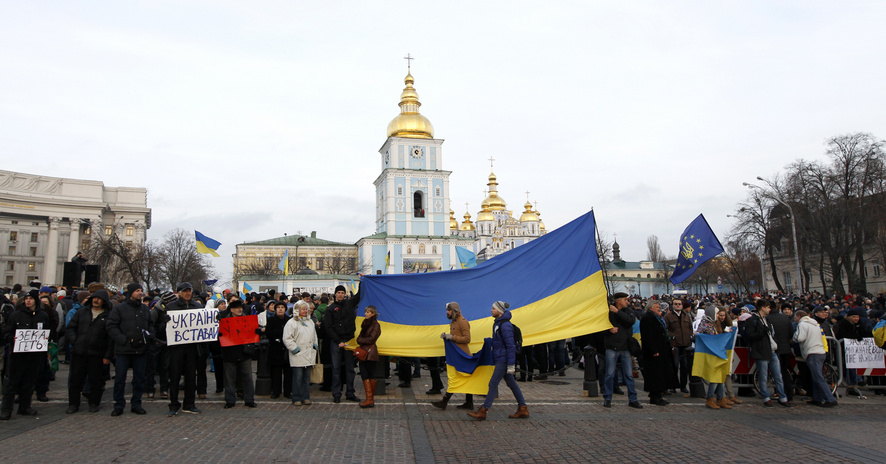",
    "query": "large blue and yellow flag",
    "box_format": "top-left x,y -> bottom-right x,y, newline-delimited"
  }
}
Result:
354,210 -> 610,357
444,338 -> 494,394
195,231 -> 221,257
691,331 -> 736,383
669,214 -> 724,285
